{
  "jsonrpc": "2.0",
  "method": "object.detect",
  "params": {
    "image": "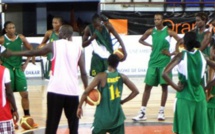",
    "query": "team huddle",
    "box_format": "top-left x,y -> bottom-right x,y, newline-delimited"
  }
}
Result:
1,12 -> 215,134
